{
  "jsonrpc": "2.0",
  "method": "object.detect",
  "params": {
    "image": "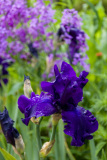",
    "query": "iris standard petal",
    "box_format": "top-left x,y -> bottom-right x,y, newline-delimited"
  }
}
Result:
61,61 -> 76,79
41,81 -> 53,94
54,64 -> 60,77
53,75 -> 65,98
60,83 -> 83,109
41,62 -> 86,111
78,71 -> 89,88
41,75 -> 65,99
